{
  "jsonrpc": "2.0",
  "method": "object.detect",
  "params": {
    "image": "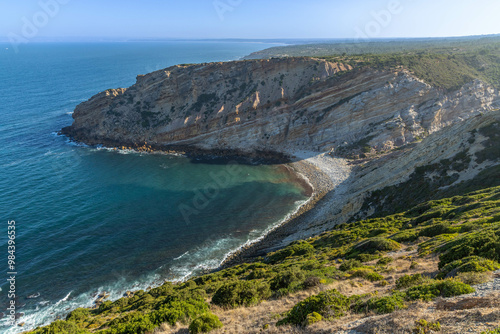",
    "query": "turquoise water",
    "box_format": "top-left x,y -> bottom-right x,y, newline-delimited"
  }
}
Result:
0,42 -> 308,332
